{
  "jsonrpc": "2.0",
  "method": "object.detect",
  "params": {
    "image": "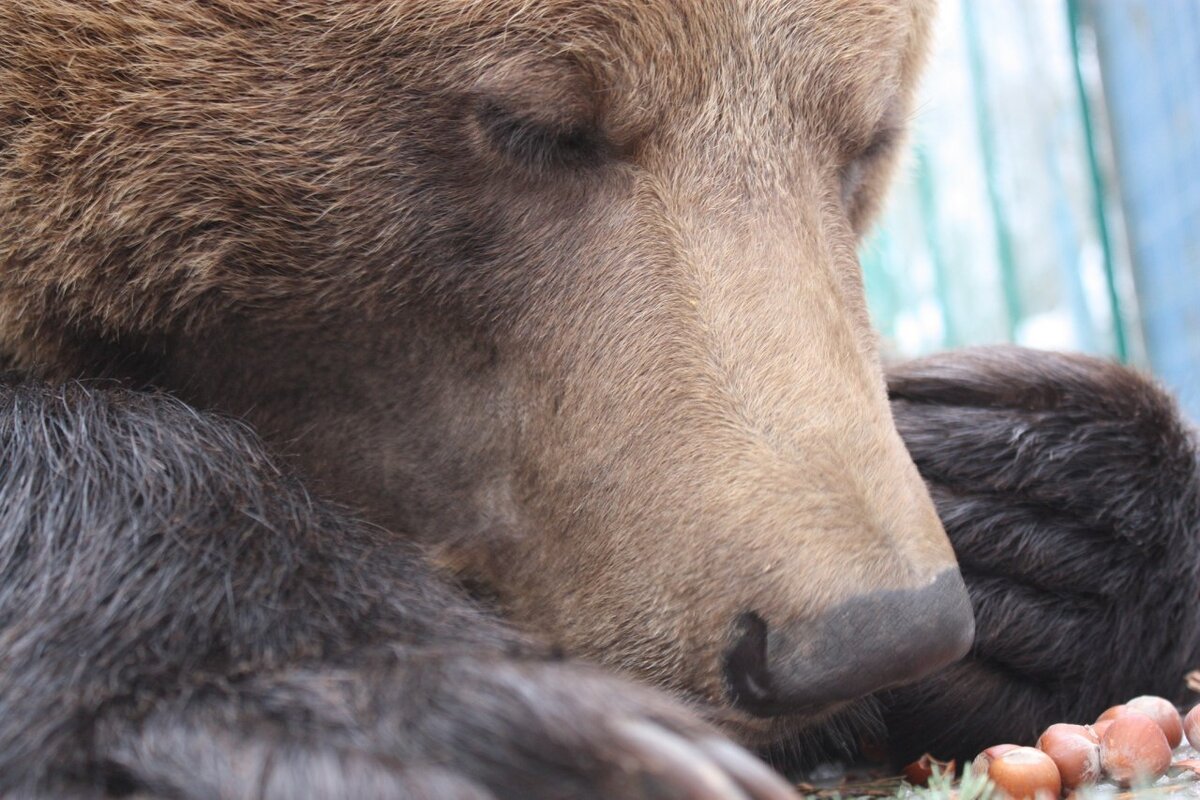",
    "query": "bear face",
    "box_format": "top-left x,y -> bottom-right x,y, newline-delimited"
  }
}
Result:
0,0 -> 971,744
